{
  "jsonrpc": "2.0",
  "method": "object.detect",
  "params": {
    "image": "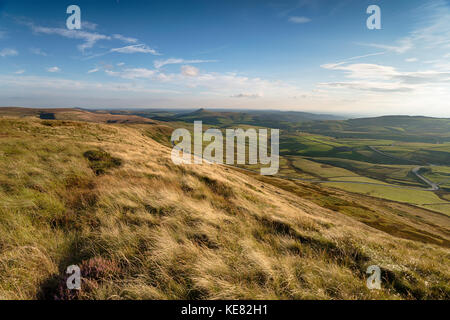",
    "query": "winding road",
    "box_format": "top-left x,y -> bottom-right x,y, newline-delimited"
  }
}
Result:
411,166 -> 439,191
230,146 -> 440,192
369,146 -> 439,191
232,164 -> 439,191
175,144 -> 440,192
